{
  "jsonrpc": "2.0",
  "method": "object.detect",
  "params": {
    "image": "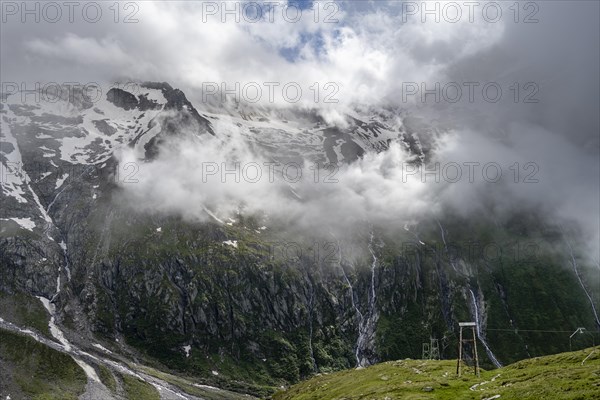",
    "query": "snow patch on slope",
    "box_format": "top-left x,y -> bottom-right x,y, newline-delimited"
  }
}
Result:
0,217 -> 36,231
